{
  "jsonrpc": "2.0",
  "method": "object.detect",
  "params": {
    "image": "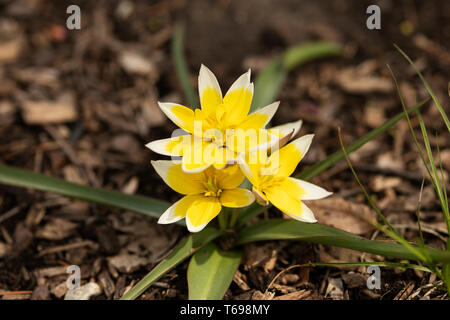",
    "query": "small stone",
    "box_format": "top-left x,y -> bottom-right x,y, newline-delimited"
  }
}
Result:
64,282 -> 102,300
